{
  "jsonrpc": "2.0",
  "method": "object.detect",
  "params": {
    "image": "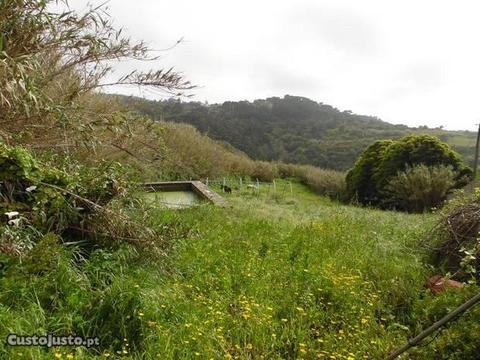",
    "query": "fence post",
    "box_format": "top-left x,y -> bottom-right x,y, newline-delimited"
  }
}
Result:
206,178 -> 209,186
273,179 -> 276,194
289,182 -> 293,195
239,177 -> 242,190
